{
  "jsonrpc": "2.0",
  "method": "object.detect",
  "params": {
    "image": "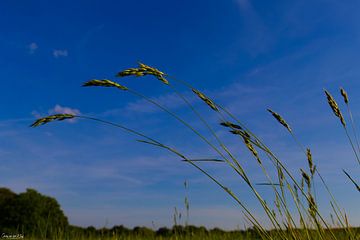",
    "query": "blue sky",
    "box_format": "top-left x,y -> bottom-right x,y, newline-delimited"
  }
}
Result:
1,0 -> 360,230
